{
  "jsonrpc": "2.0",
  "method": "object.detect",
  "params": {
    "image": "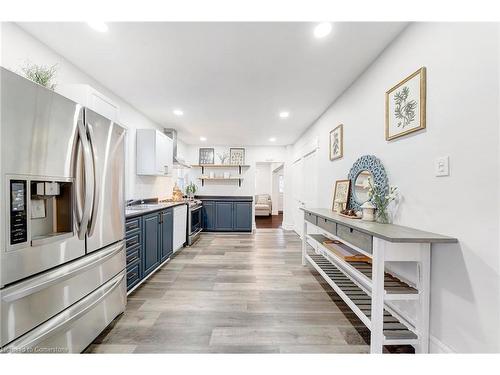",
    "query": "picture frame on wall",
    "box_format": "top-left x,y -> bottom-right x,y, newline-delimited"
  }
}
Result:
199,148 -> 215,164
332,179 -> 351,213
329,124 -> 343,161
386,67 -> 427,141
230,148 -> 245,165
